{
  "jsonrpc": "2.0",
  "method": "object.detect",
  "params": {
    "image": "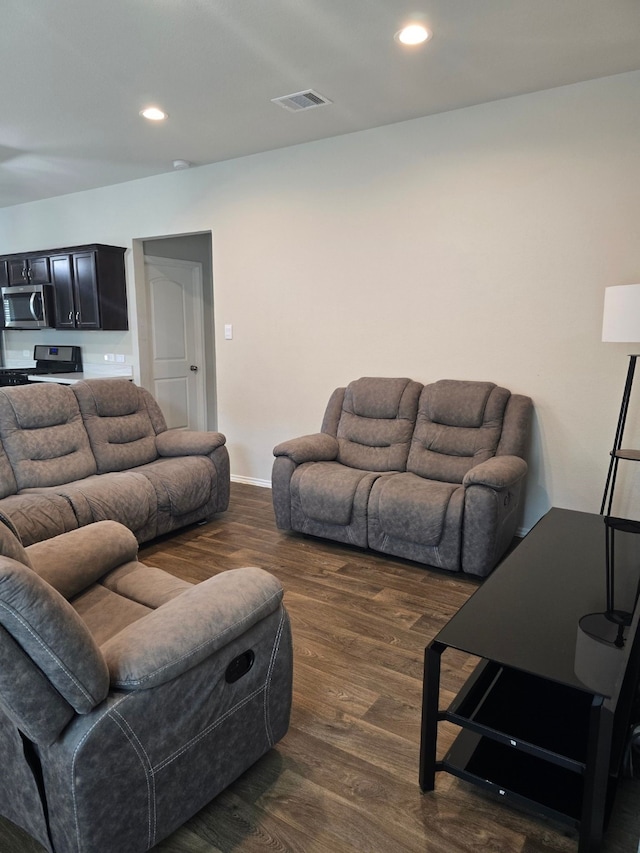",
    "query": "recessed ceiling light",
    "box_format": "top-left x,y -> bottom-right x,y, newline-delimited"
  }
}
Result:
395,24 -> 431,46
140,107 -> 168,121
